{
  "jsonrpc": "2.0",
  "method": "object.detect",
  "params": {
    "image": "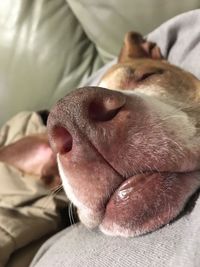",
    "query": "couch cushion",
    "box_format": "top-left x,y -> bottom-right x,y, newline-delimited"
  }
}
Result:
68,0 -> 200,62
0,0 -> 102,126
